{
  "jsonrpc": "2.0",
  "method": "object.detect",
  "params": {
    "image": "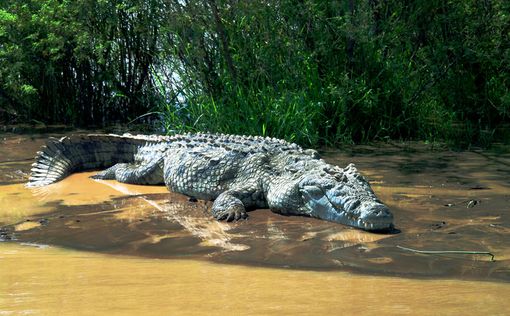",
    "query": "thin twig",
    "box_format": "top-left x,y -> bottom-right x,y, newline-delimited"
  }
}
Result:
397,245 -> 495,262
